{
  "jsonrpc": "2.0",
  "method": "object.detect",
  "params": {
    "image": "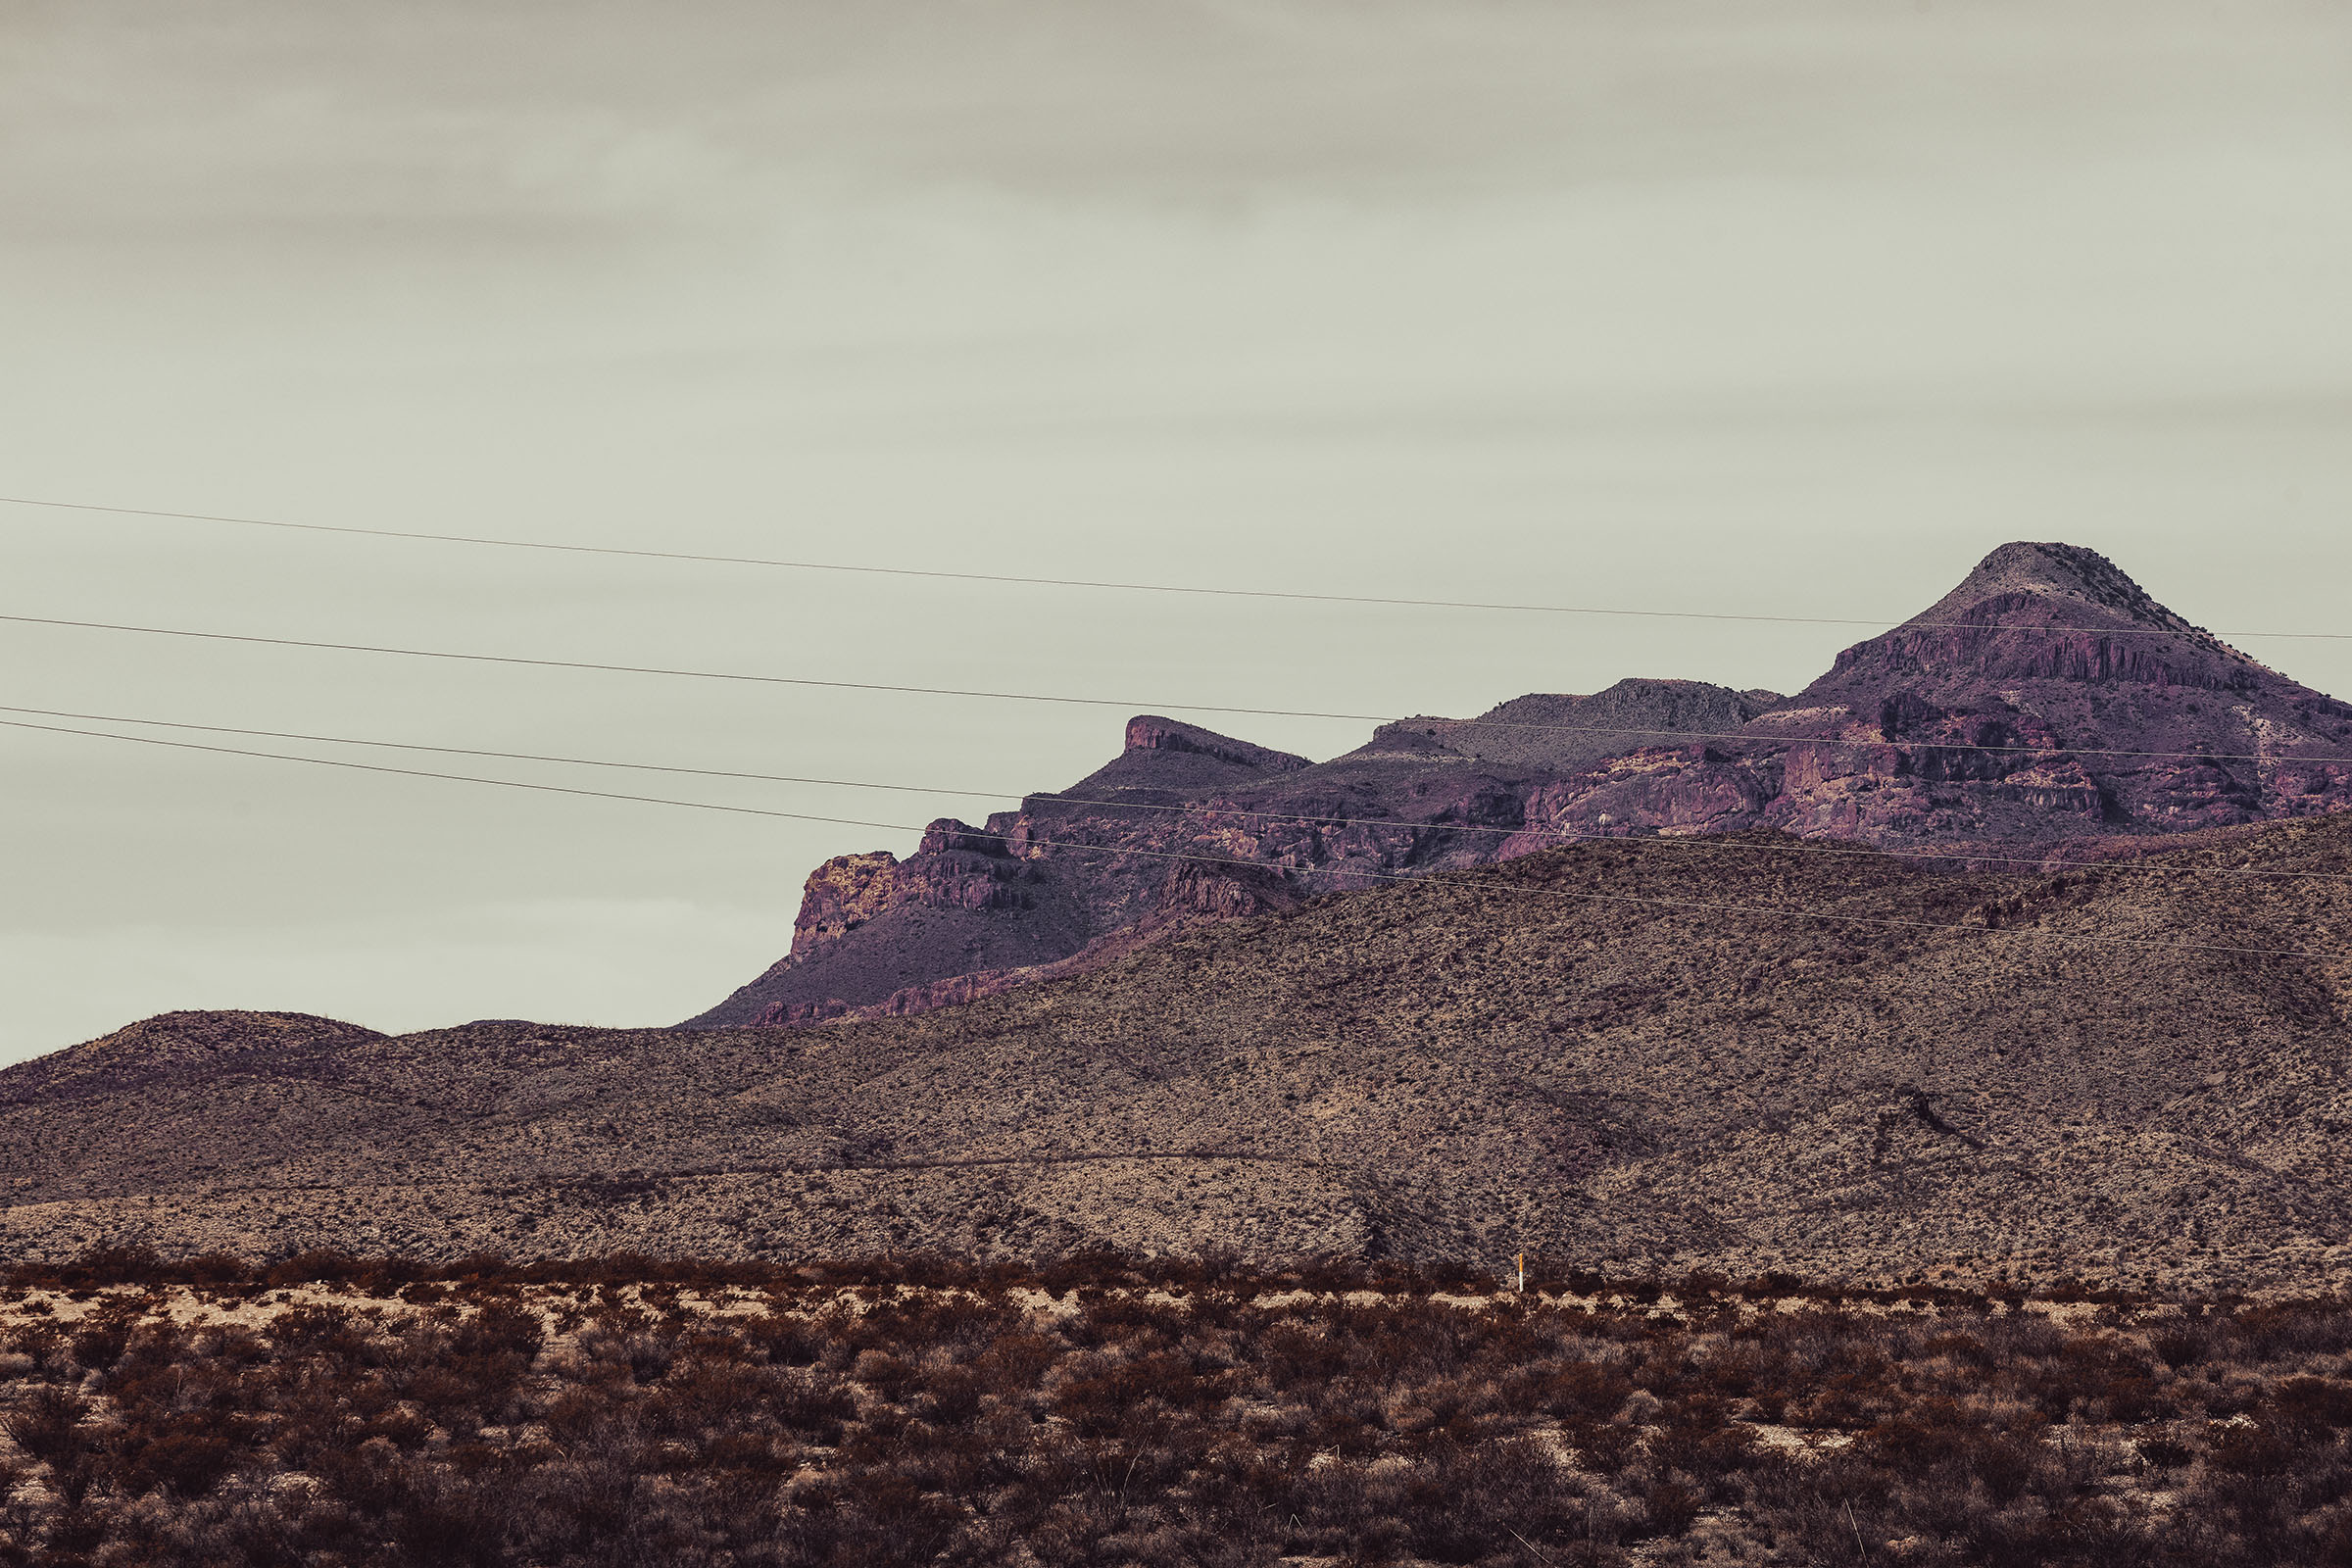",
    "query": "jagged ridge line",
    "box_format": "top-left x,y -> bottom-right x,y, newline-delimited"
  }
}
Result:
5,611 -> 2348,766
1,715 -> 2328,961
3,492 -> 2339,641
10,700 -> 2349,889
